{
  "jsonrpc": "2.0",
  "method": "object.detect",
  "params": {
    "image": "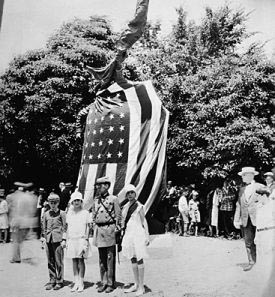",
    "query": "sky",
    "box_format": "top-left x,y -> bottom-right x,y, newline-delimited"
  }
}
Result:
0,0 -> 275,73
